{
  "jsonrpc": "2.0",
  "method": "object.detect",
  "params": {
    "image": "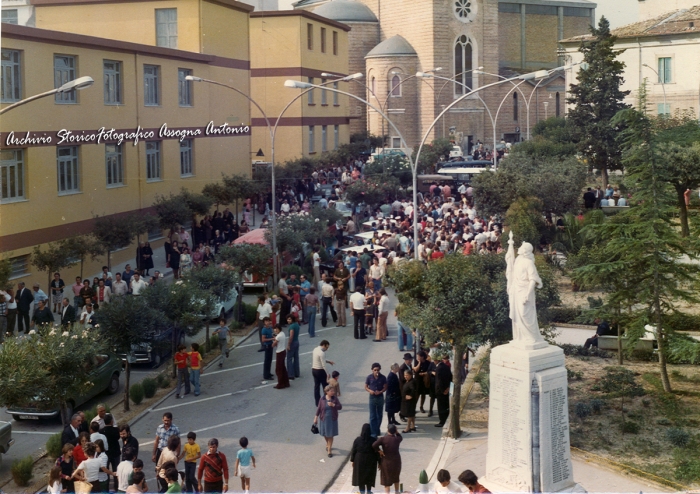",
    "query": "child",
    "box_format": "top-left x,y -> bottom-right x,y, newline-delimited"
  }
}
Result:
180,432 -> 201,493
165,467 -> 181,493
212,319 -> 231,368
434,469 -> 462,492
174,344 -> 190,398
328,370 -> 341,397
48,465 -> 63,494
128,459 -> 144,487
234,437 -> 255,494
188,343 -> 202,396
